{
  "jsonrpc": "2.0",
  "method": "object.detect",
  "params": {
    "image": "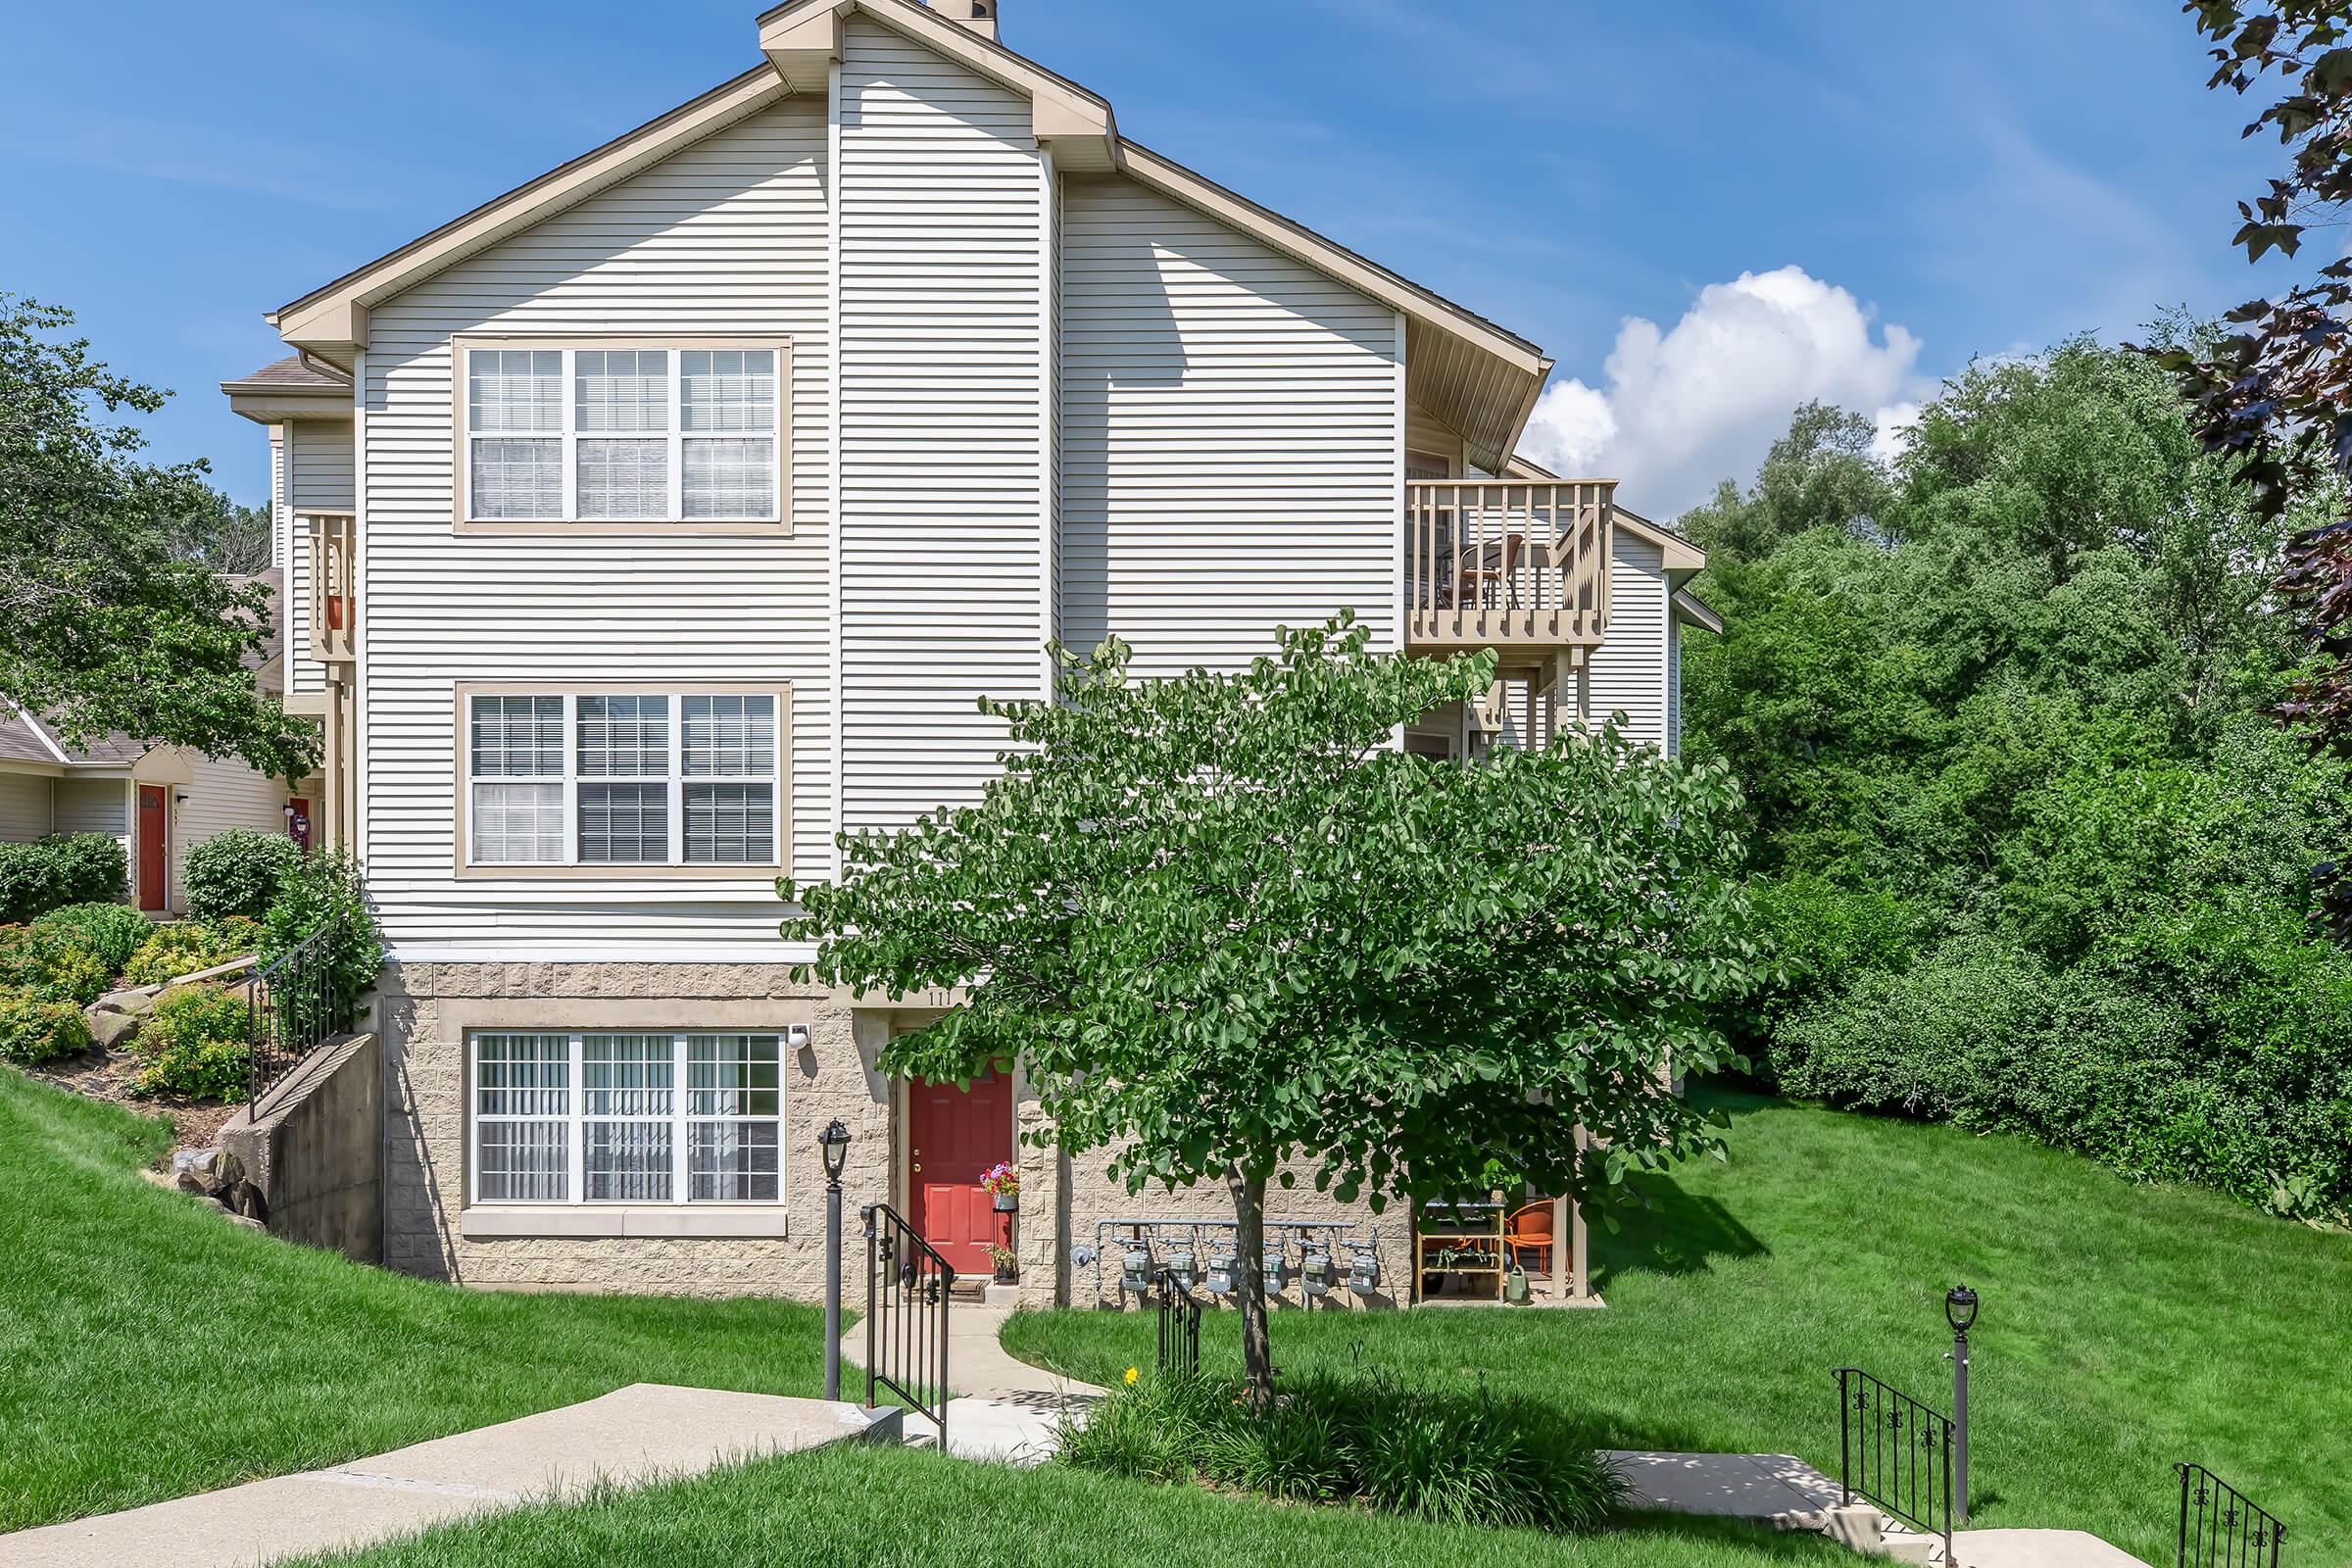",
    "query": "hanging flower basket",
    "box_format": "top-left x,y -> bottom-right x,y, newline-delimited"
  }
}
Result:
981,1161 -> 1019,1211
